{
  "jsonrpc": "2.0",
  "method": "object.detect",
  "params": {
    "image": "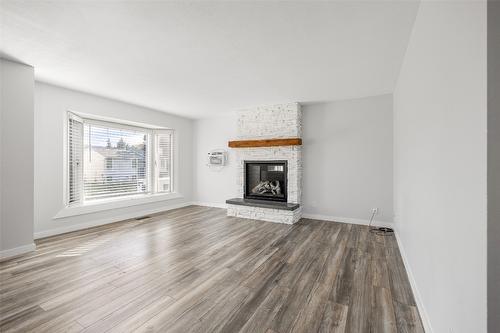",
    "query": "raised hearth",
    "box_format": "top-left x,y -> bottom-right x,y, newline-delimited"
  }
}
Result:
226,198 -> 299,211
